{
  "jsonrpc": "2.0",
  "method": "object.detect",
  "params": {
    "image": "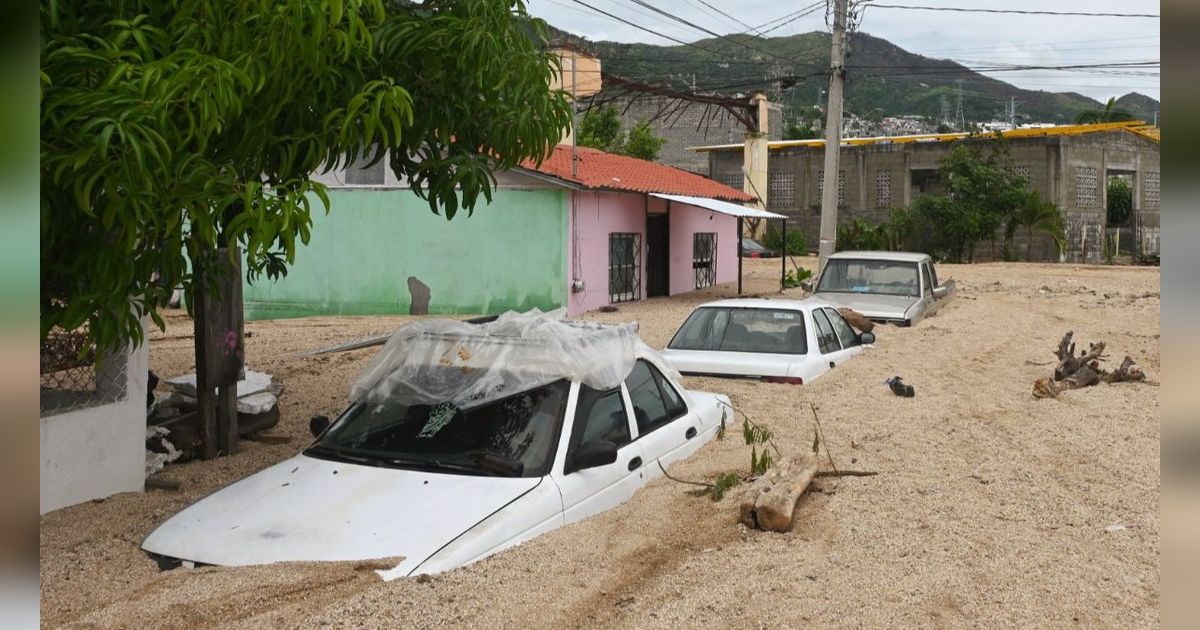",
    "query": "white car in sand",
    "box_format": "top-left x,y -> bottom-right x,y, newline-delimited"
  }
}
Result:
810,251 -> 955,326
142,312 -> 729,580
660,298 -> 875,385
